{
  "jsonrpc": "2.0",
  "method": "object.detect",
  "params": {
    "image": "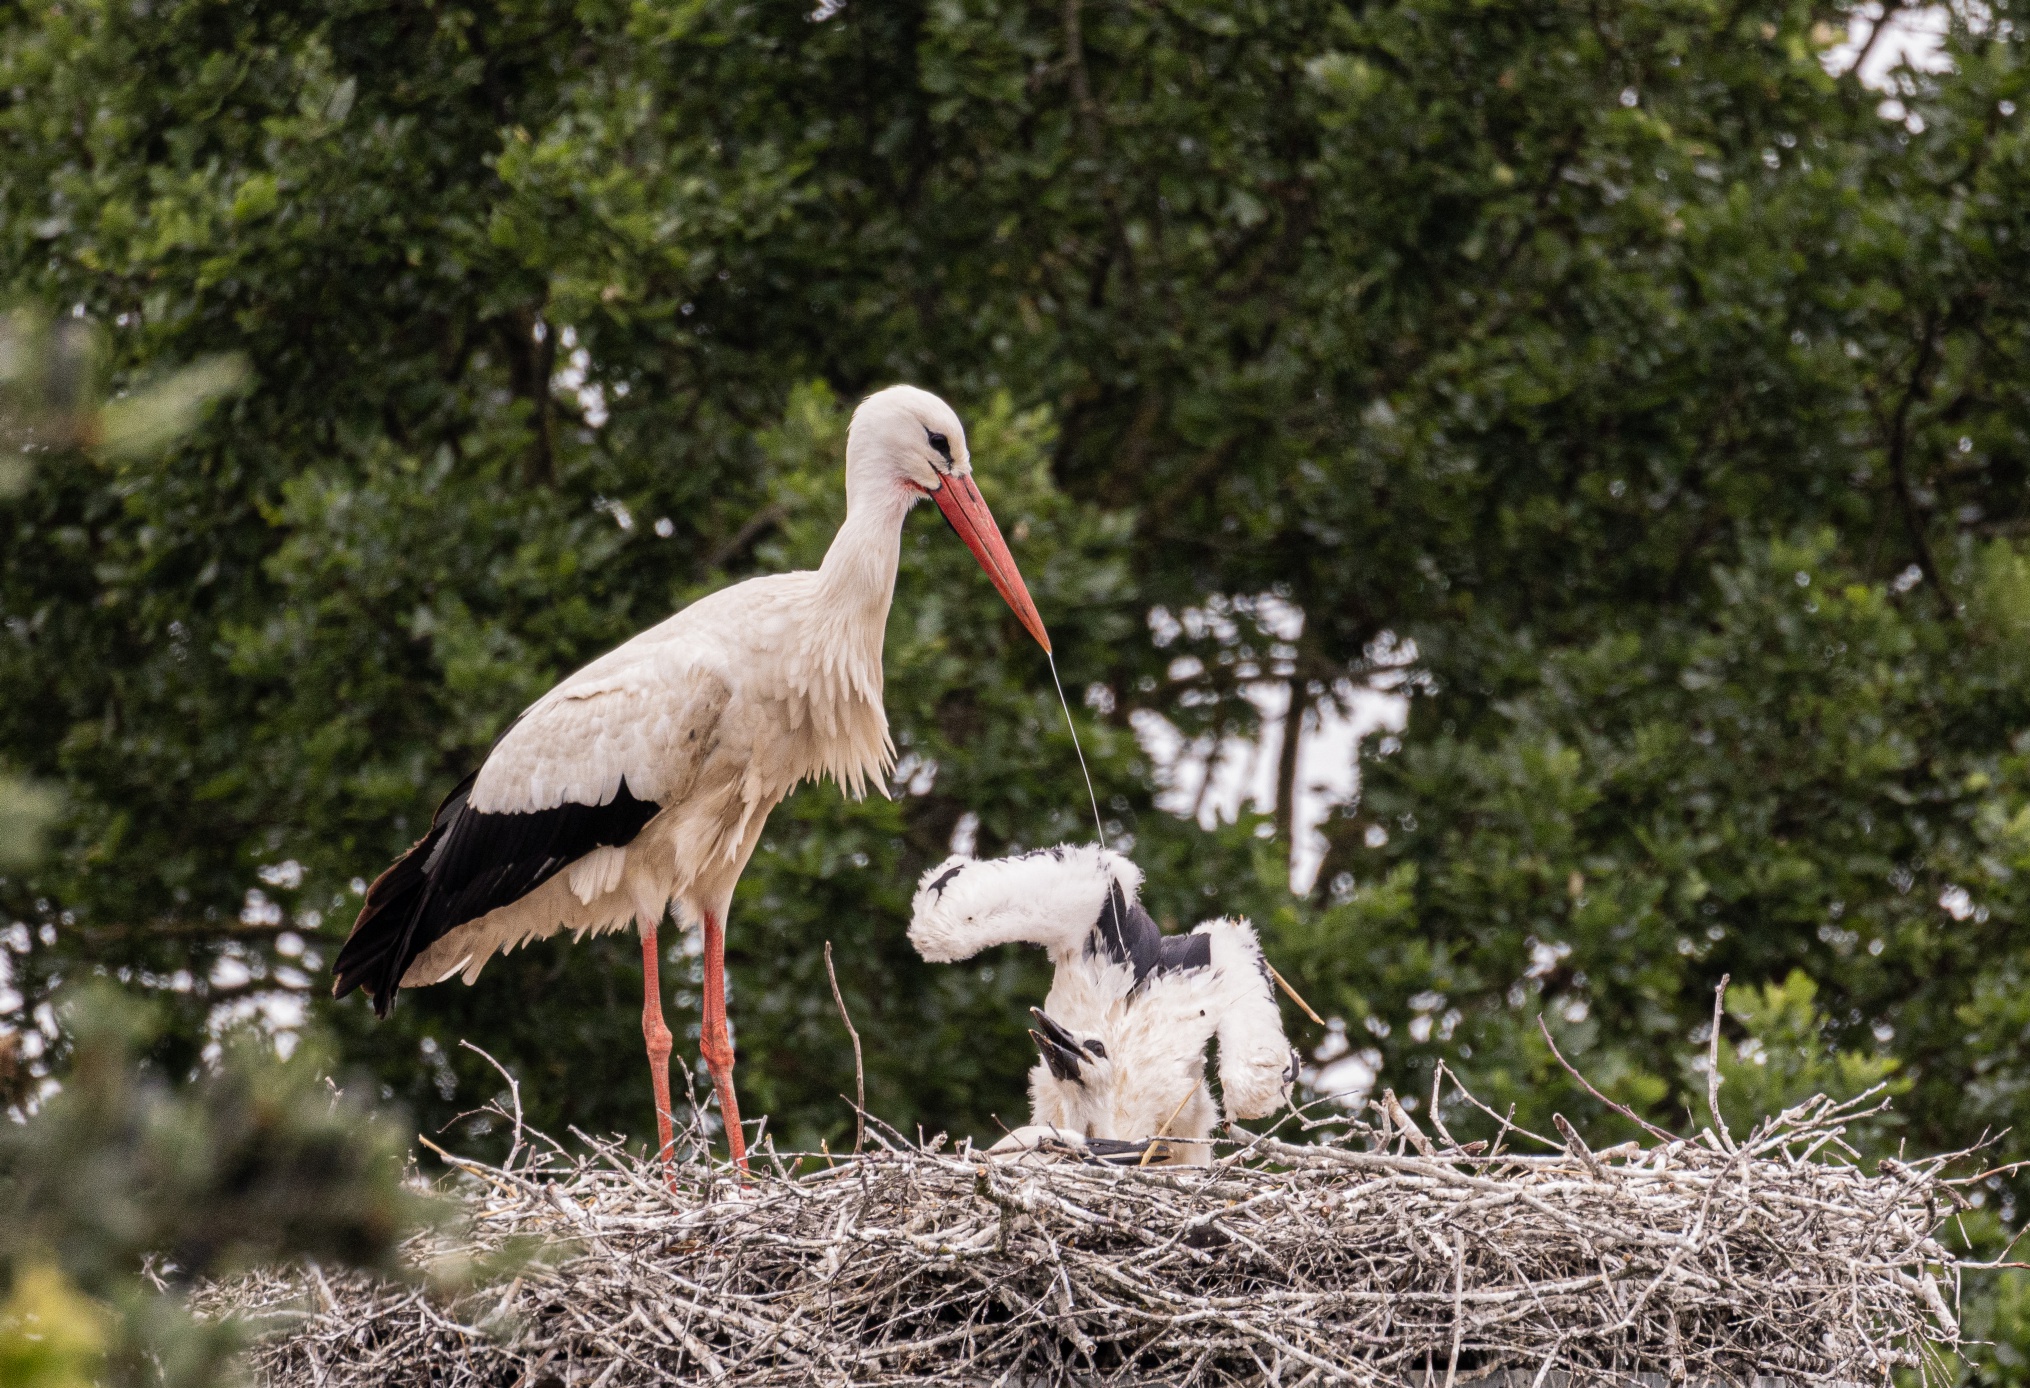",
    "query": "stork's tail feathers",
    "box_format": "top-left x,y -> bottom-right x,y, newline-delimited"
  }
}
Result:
331,771 -> 474,1017
331,836 -> 433,1018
